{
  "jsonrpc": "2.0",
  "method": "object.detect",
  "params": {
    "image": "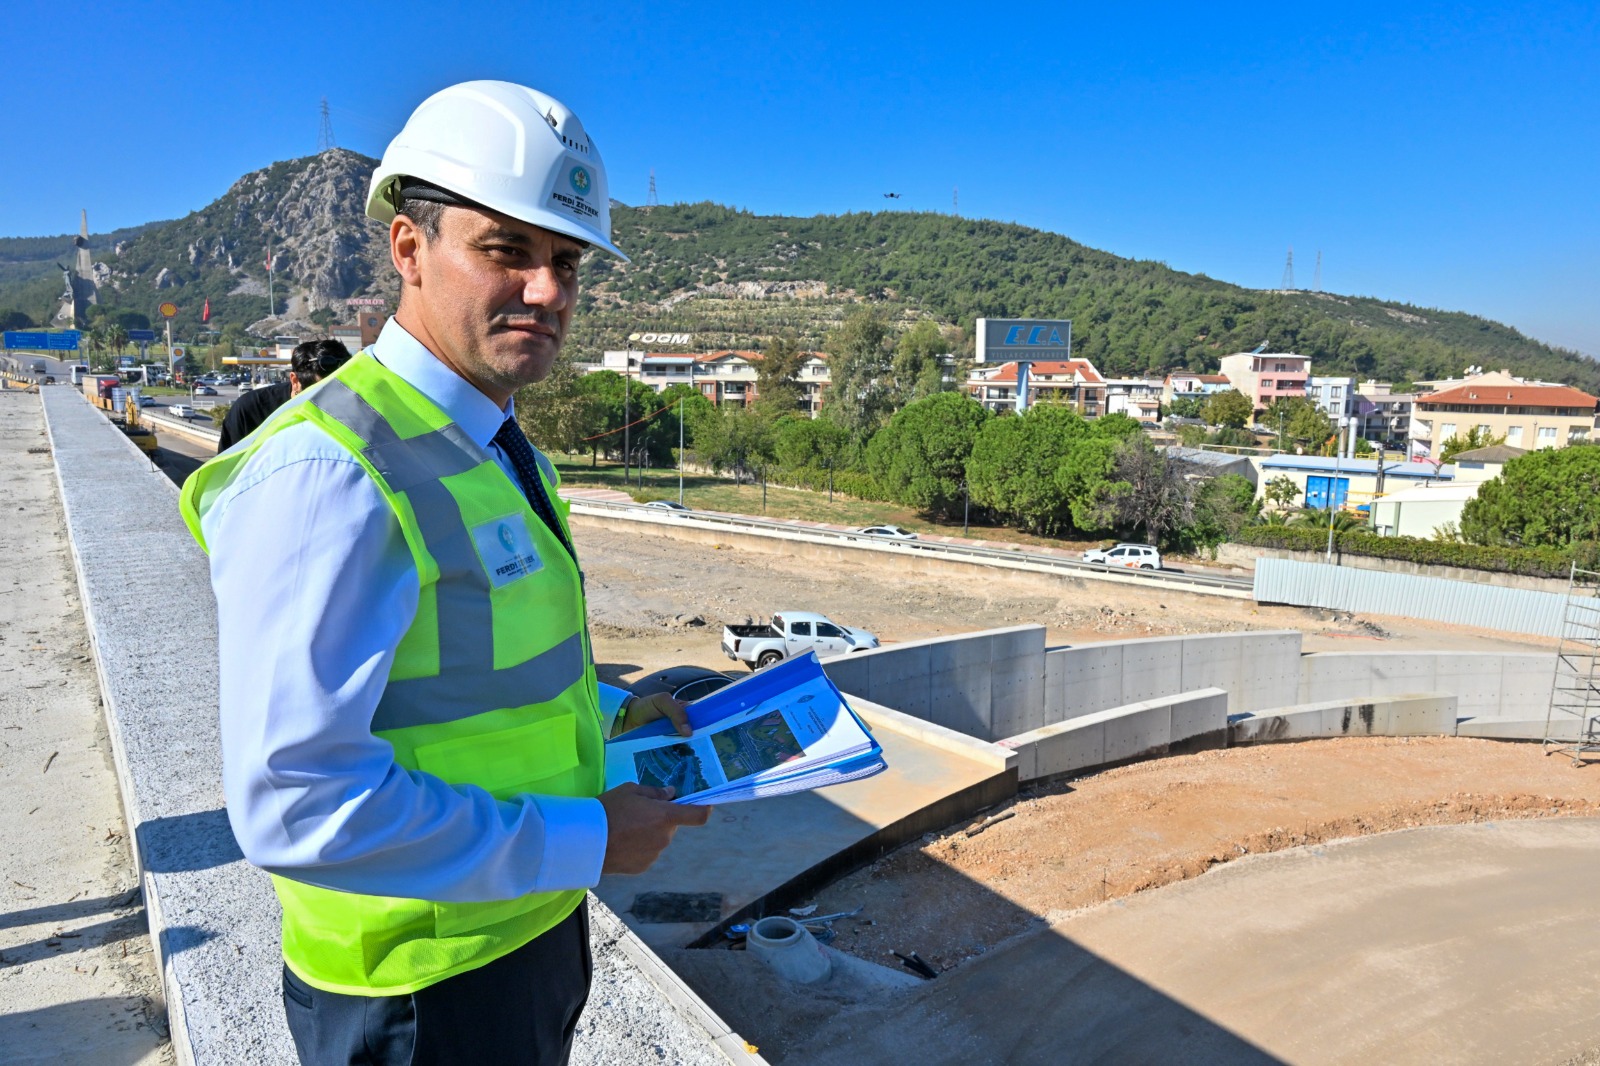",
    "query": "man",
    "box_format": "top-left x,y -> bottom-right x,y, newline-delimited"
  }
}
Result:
216,338 -> 351,450
179,81 -> 709,1065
